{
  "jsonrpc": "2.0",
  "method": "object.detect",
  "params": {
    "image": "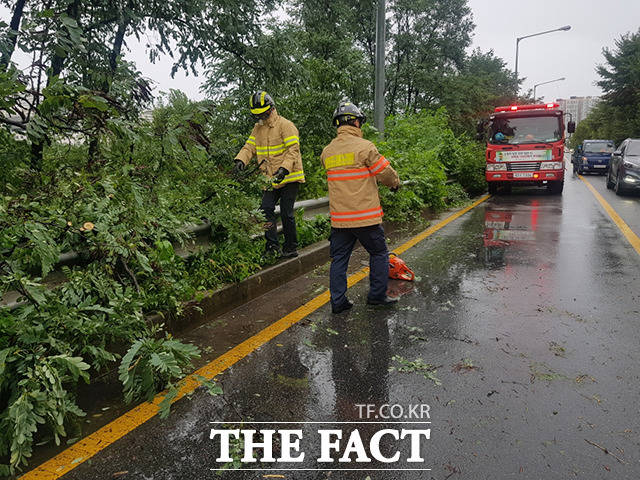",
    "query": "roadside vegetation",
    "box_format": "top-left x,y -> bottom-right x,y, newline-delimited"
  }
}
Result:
570,29 -> 640,147
0,0 -> 517,473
